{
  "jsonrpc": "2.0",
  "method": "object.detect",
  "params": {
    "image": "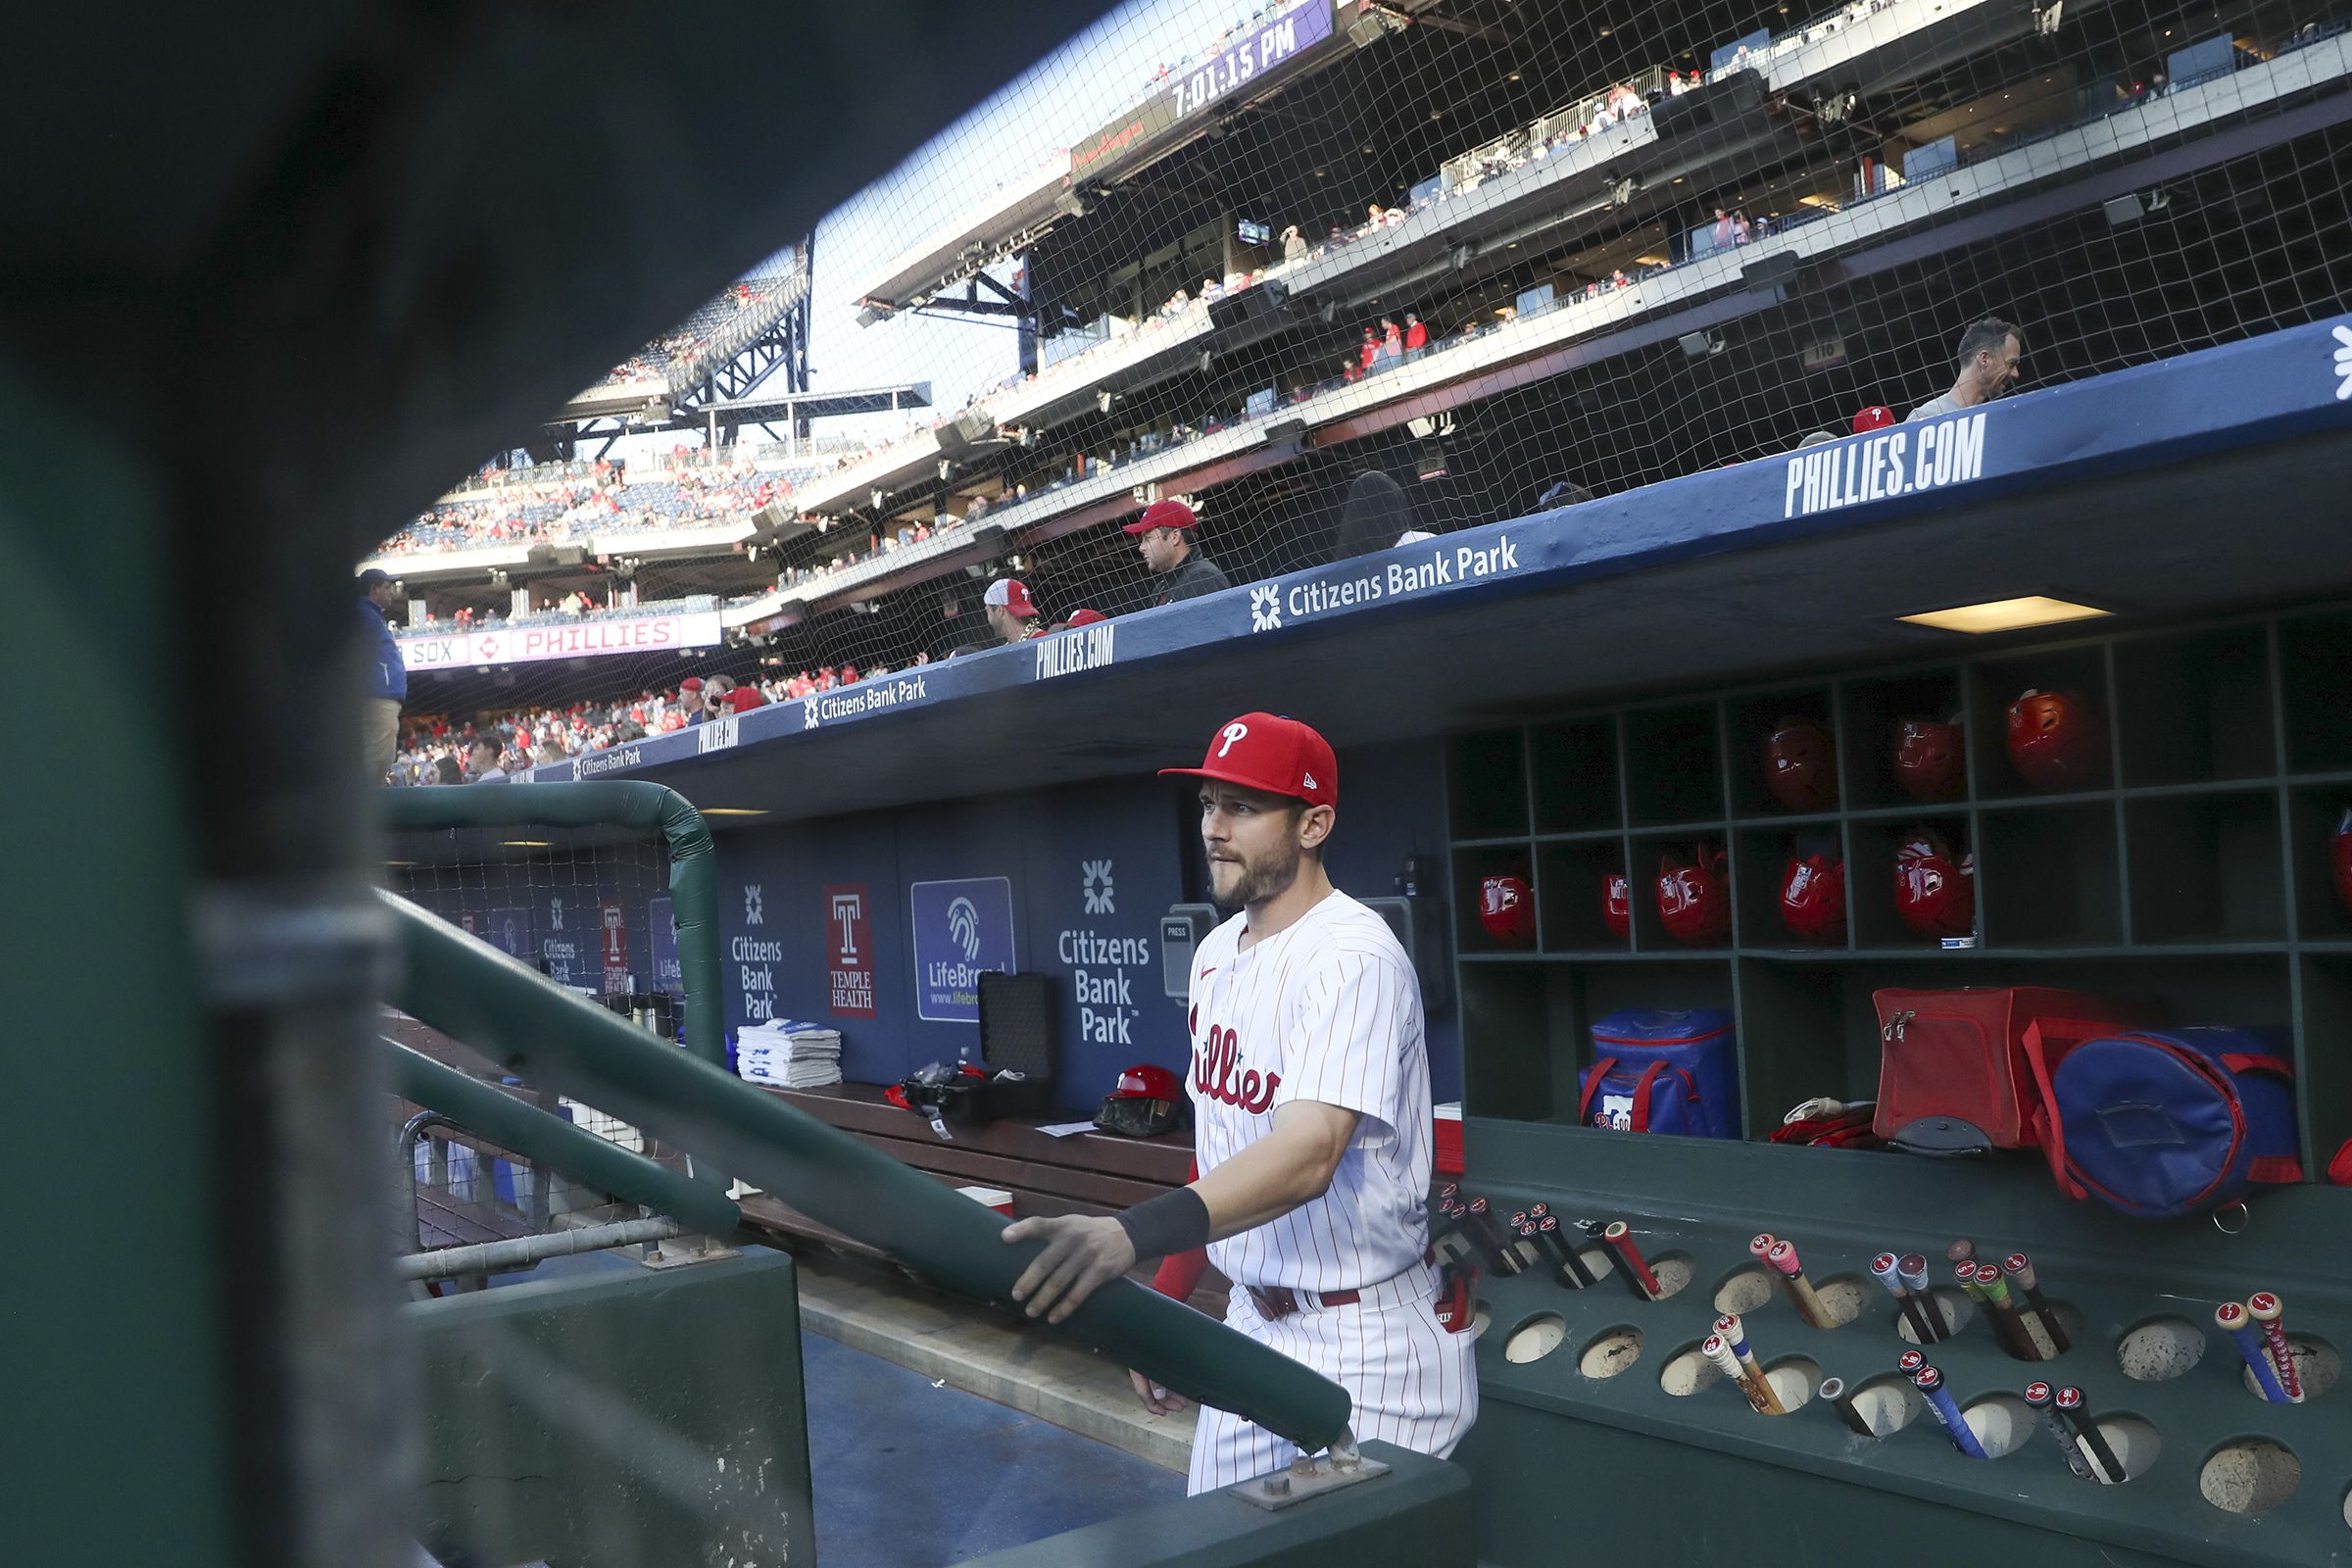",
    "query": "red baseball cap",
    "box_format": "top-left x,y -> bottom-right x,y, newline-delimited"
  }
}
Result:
1065,607 -> 1107,626
984,578 -> 1040,618
679,677 -> 703,692
1160,712 -> 1337,808
1852,405 -> 1896,432
1124,498 -> 1198,536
